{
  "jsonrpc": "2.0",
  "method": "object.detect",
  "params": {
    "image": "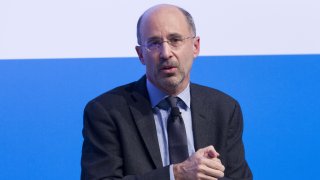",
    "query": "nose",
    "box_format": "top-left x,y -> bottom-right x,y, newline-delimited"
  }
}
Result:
159,41 -> 173,60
